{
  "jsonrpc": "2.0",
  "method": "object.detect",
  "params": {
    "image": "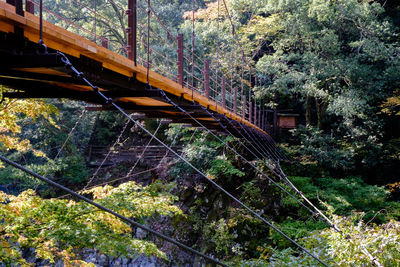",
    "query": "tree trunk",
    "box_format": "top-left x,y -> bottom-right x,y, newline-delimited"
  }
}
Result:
315,98 -> 328,129
306,95 -> 312,126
